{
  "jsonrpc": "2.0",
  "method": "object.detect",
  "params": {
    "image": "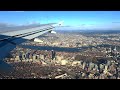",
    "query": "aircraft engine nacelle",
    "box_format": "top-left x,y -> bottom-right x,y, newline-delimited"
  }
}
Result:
49,30 -> 56,34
